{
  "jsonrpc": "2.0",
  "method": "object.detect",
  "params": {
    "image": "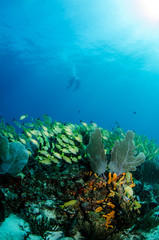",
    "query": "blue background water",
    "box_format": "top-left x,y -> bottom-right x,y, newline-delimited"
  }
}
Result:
1,0 -> 159,141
